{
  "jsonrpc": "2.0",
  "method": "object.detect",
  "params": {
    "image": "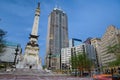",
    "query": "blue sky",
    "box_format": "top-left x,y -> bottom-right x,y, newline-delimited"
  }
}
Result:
0,0 -> 120,65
